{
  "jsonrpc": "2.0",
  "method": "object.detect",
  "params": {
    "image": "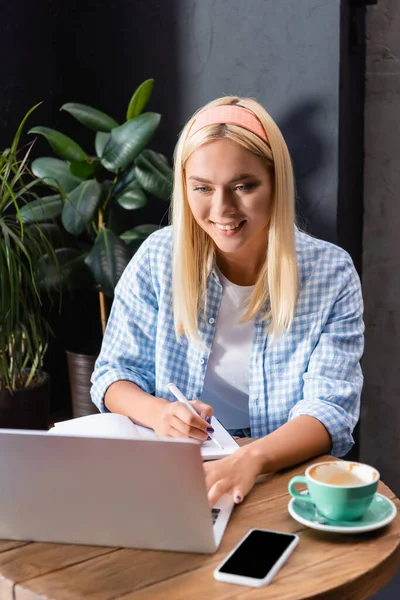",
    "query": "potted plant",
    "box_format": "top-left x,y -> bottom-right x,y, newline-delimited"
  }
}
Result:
0,106 -> 59,429
20,79 -> 172,417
